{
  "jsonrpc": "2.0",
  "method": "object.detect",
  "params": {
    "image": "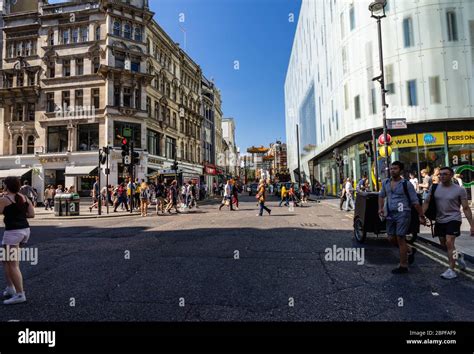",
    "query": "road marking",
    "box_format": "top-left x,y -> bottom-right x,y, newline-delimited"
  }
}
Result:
412,242 -> 474,281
